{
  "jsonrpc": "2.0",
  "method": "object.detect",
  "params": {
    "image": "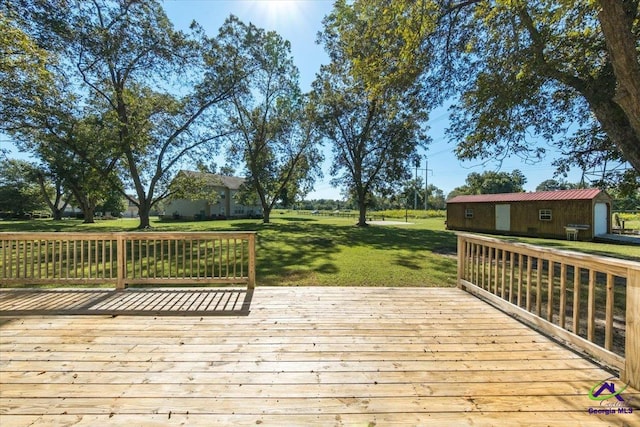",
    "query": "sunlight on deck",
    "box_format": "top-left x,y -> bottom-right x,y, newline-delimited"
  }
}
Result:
1,287 -> 638,425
